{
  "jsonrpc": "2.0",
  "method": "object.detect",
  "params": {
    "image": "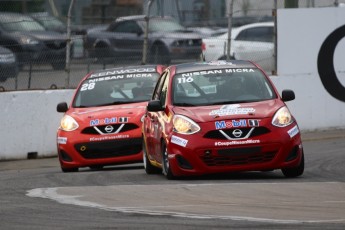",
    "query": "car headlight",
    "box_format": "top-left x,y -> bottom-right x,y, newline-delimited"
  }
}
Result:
173,115 -> 200,134
272,106 -> 294,127
20,37 -> 39,45
60,115 -> 79,131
